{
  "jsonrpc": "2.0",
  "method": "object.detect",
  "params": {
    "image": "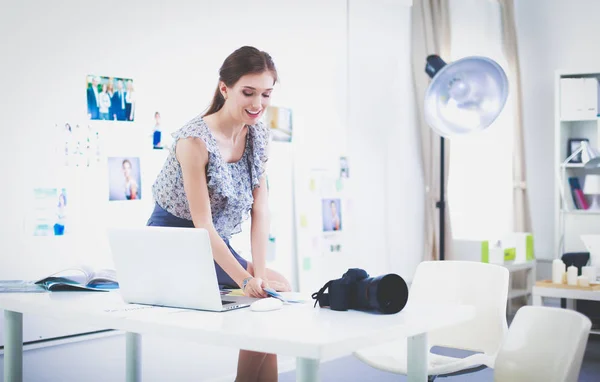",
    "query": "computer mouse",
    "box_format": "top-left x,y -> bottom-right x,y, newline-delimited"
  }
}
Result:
250,297 -> 284,312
